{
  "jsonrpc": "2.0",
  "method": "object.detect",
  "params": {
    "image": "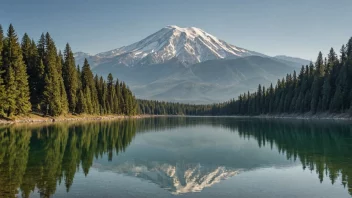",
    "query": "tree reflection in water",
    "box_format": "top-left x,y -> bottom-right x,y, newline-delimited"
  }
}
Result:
0,117 -> 351,197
